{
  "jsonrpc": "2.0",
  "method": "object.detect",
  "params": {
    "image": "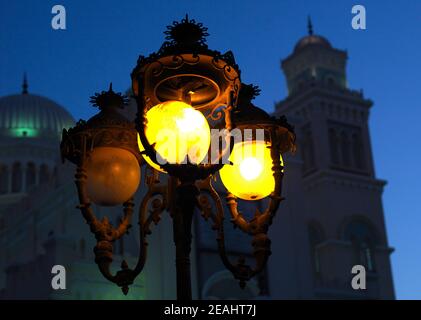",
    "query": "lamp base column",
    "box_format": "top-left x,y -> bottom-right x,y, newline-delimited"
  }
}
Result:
172,182 -> 198,301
